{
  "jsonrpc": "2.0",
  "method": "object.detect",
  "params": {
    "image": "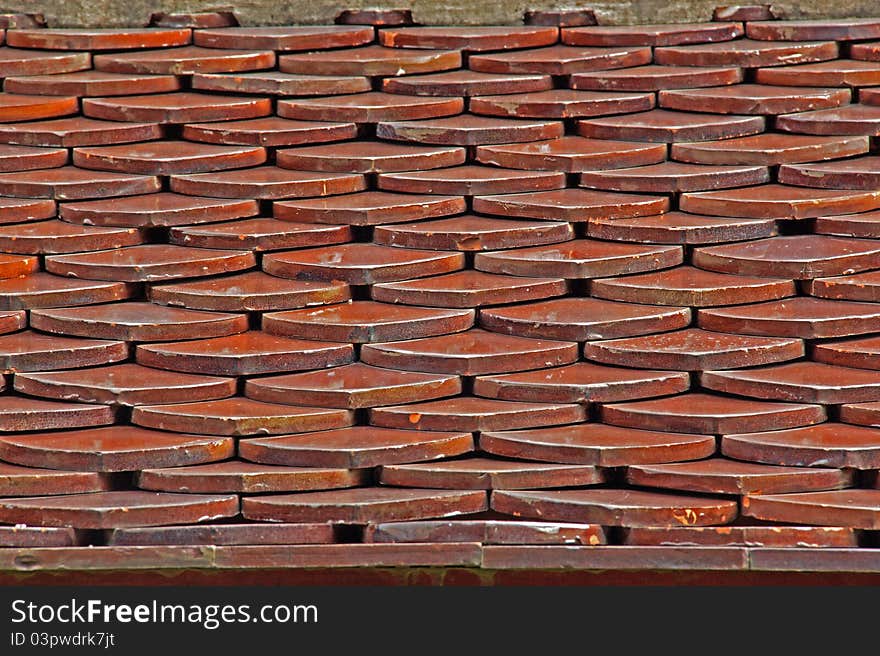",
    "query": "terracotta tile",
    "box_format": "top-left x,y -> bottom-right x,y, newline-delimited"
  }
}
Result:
780,156 -> 880,190
0,544 -> 226,569
0,461 -> 112,497
475,136 -> 666,172
262,301 -> 474,343
191,71 -> 371,96
481,545 -> 748,570
654,39 -> 838,68
138,460 -> 367,494
182,117 -> 357,147
469,89 -> 654,119
366,519 -> 605,545
584,329 -> 803,371
814,211 -> 880,239
857,89 -> 880,106
697,297 -> 880,338
744,490 -> 880,529
378,165 -> 565,196
480,297 -> 691,341
374,215 -> 573,251
474,362 -> 689,403
170,167 -> 366,200
580,161 -> 769,193
702,361 -> 880,404
211,543 -> 482,568
136,331 -> 353,376
659,84 -> 849,115
562,22 -> 743,46
84,92 -> 270,125
0,331 -> 126,372
245,363 -> 460,409
109,522 -> 332,546
627,458 -> 852,495
279,46 -> 461,76
0,527 -> 79,548
150,11 -> 238,28
274,191 -> 464,226
170,218 -> 350,252
480,423 -> 715,466
841,401 -> 880,427
132,397 -> 353,436
601,392 -> 826,434
276,141 -> 465,173
671,133 -> 869,166
0,48 -> 90,76
748,19 -> 880,41
0,397 -> 116,432
15,362 -> 236,406
0,117 -> 162,148
0,309 -> 25,331
360,328 -> 577,375
0,491 -> 238,529
241,426 -> 473,468
0,198 -> 56,224
379,26 -> 557,51
277,92 -> 463,123
813,335 -> 880,370
94,46 -> 274,75
468,45 -> 650,75
755,60 -> 880,87
0,426 -> 234,472
0,166 -> 160,200
586,211 -> 776,244
775,104 -> 880,136
380,457 -> 603,490
0,254 -> 38,279
714,5 -> 779,21
577,109 -> 765,143
852,43 -> 880,62
8,28 -> 190,51
570,64 -> 743,91
525,9 -> 597,27
386,70 -> 553,97
623,525 -> 856,548
336,8 -> 414,26
0,93 -> 77,123
59,192 -> 258,227
0,144 -> 67,172
723,423 -> 880,469
492,488 -> 738,527
680,184 -> 880,219
243,488 -> 487,524
591,266 -> 794,307
73,141 -> 265,176
0,220 -> 142,255
473,189 -> 669,221
193,26 -> 373,50
377,115 -> 563,146
0,274 -> 135,310
30,302 -> 246,341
